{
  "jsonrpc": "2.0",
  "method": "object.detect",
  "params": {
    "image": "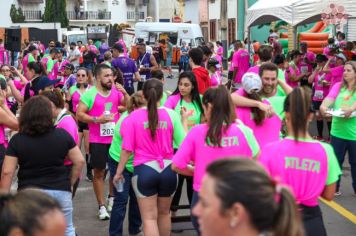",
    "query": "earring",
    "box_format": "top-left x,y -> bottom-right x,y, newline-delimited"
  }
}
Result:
230,217 -> 238,228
